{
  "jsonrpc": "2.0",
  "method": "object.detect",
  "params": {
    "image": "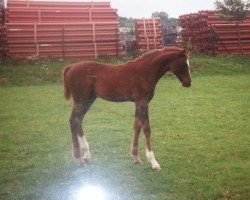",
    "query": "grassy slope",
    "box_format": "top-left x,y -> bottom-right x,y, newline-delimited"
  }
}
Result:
0,55 -> 249,199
